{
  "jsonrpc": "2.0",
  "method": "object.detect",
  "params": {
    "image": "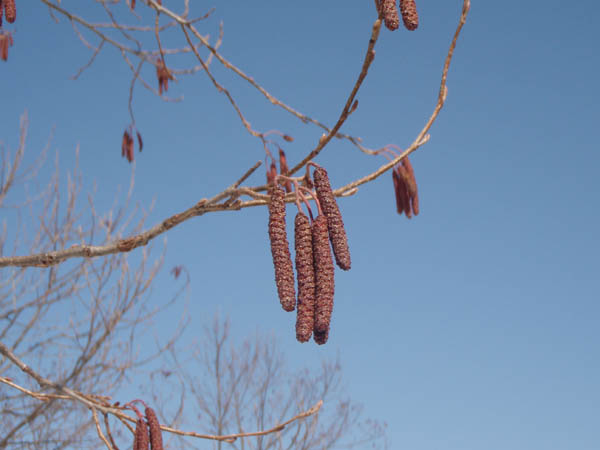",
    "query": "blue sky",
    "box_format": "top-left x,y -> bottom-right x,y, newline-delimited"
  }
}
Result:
1,1 -> 599,449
